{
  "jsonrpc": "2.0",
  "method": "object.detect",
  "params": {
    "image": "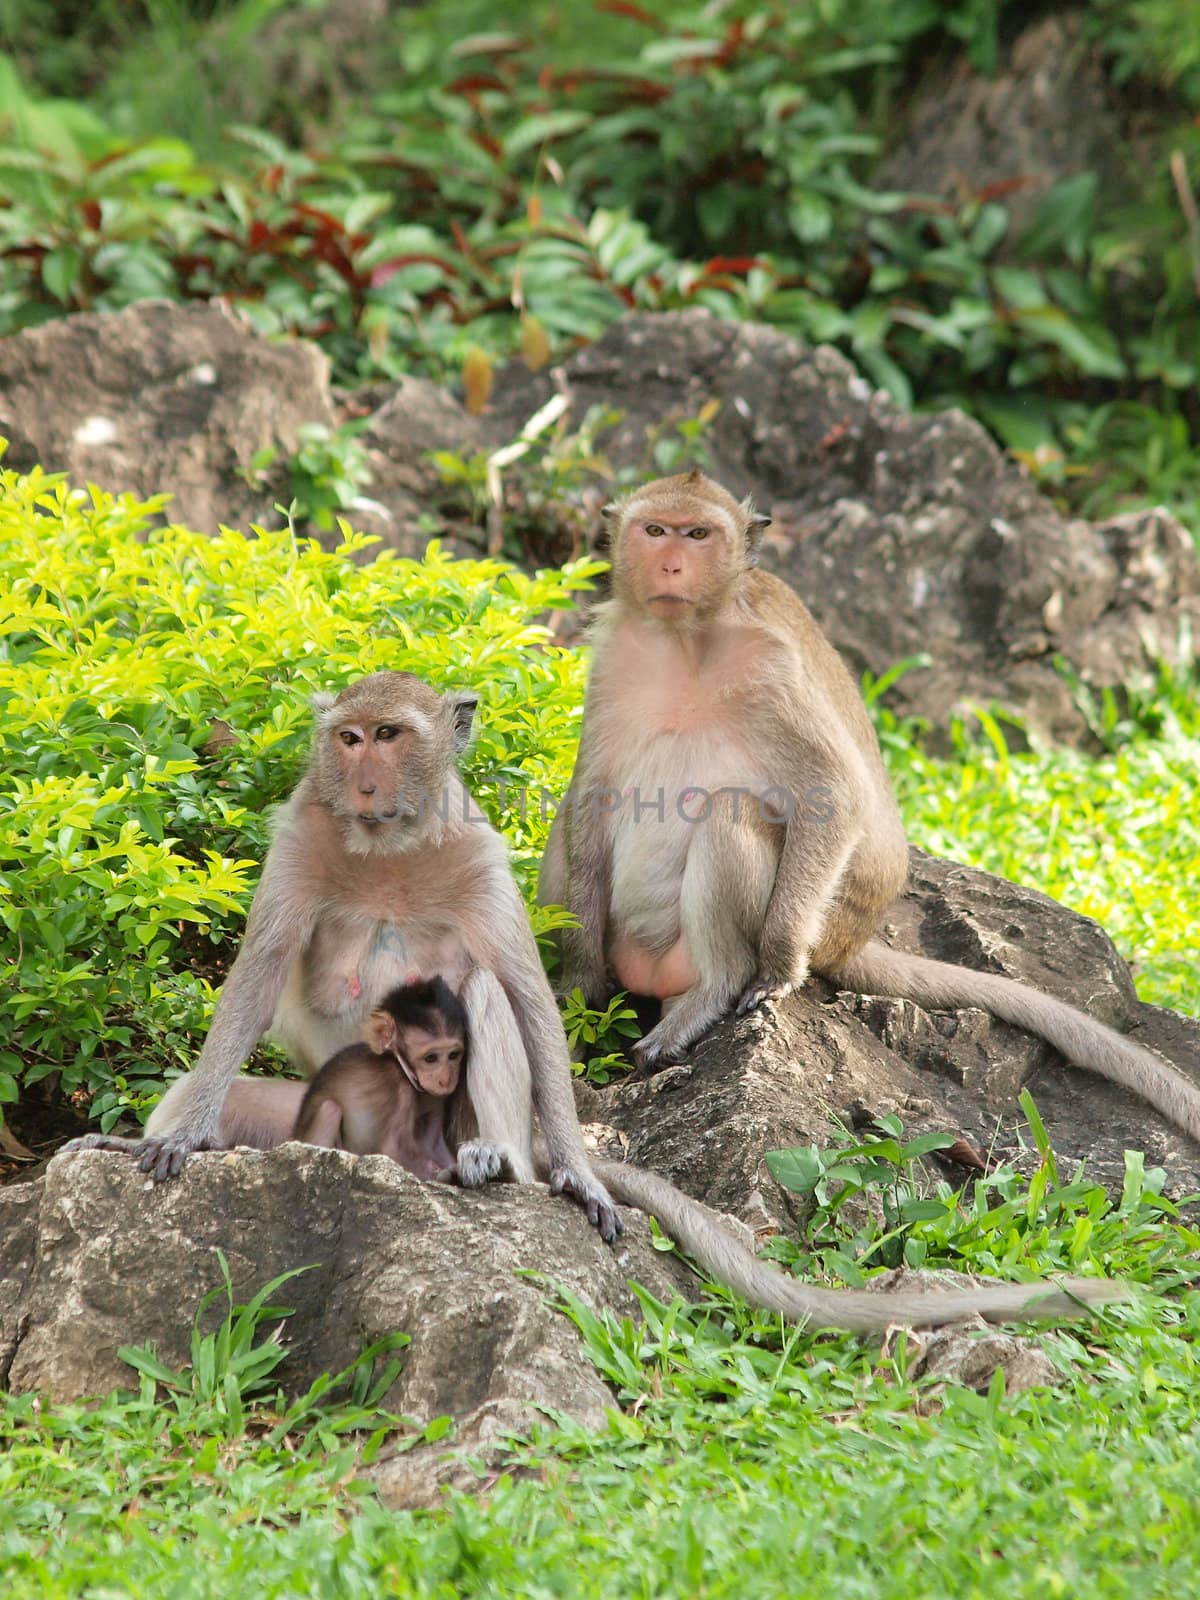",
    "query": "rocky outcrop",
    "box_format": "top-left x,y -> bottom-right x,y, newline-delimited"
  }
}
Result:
0,1143 -> 695,1446
575,849 -> 1200,1233
3,303 -> 1196,737
0,300 -> 335,535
